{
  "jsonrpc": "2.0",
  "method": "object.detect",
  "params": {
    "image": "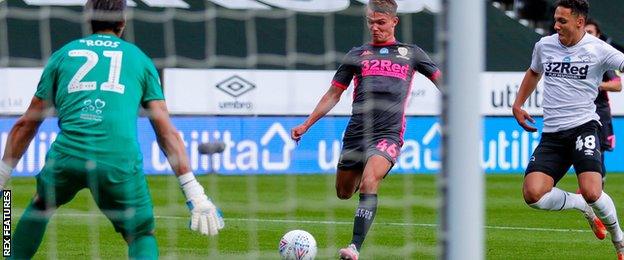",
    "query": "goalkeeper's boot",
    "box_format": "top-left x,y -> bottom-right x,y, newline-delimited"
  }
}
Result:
582,205 -> 607,240
613,240 -> 624,260
339,244 -> 359,260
